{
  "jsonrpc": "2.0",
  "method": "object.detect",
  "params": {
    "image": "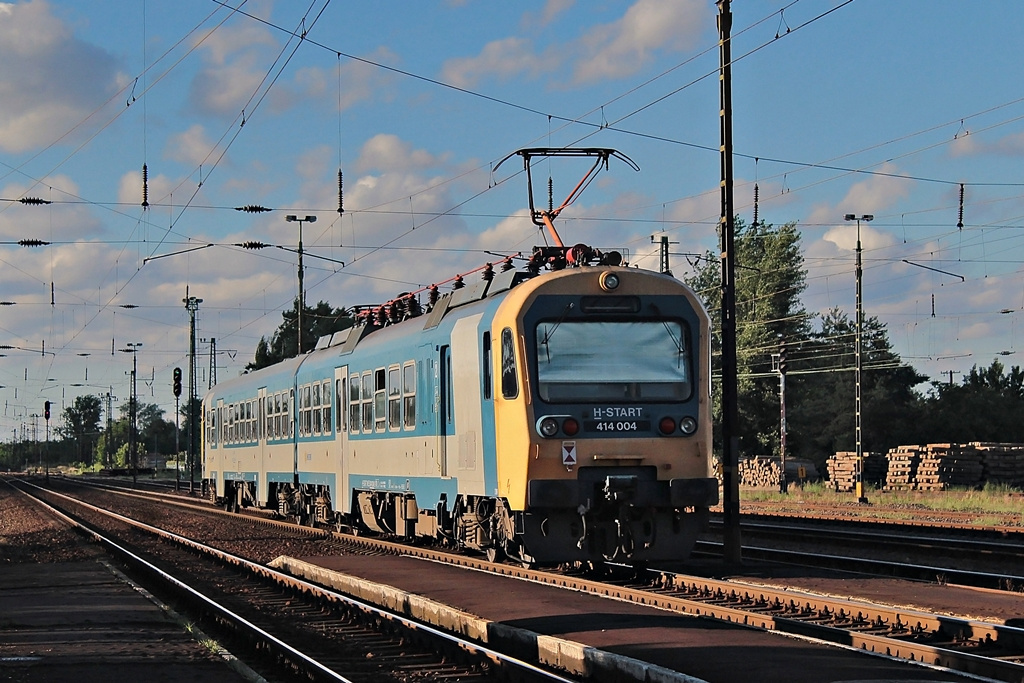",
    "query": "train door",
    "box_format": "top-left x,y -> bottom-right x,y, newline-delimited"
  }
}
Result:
439,345 -> 454,478
333,366 -> 349,516
257,387 -> 268,502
